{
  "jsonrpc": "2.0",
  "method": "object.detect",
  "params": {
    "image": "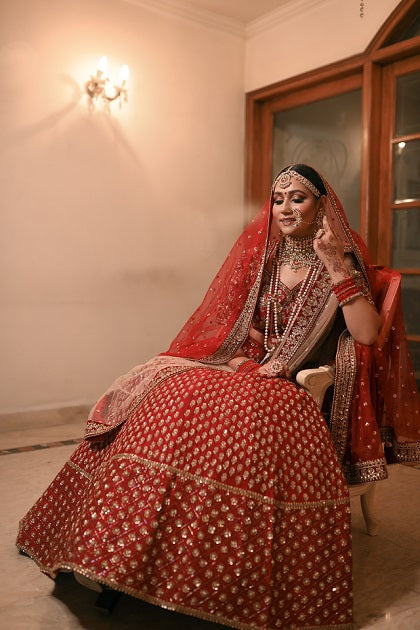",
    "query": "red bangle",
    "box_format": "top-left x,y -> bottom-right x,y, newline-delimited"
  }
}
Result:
332,277 -> 354,293
236,359 -> 259,373
233,358 -> 249,372
332,278 -> 363,306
